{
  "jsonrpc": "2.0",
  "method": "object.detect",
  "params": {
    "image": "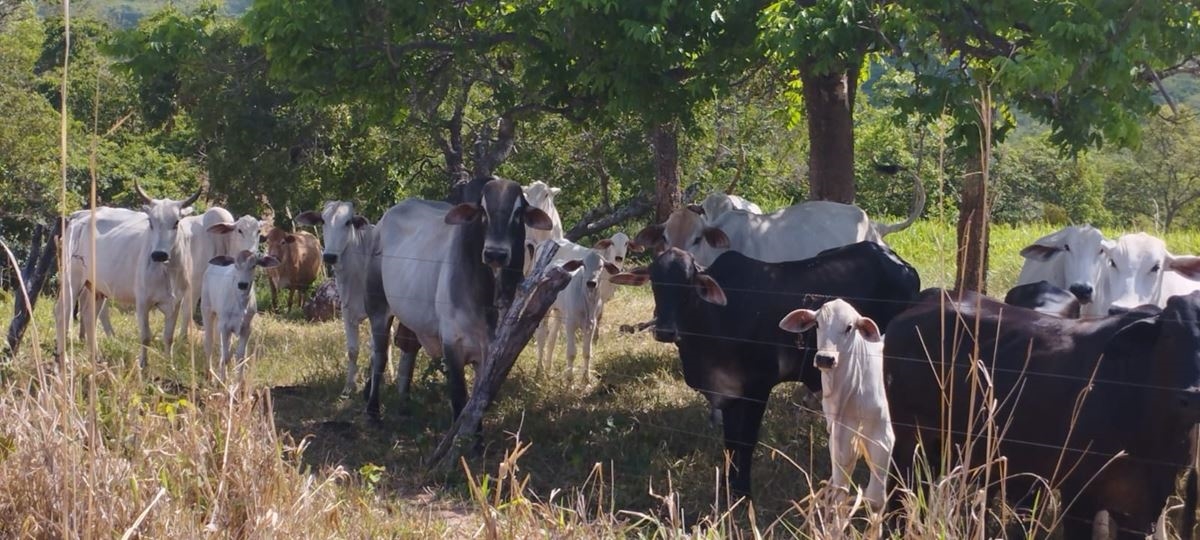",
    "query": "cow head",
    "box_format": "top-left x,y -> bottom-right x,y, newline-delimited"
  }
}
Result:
1105,292 -> 1200,424
295,201 -> 368,266
779,299 -> 881,370
135,181 -> 200,263
445,179 -> 552,270
1101,233 -> 1200,311
634,208 -> 730,258
575,249 -> 620,293
209,250 -> 280,293
1019,225 -> 1111,304
609,247 -> 726,343
594,231 -> 631,266
522,181 -> 561,212
207,215 -> 265,255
